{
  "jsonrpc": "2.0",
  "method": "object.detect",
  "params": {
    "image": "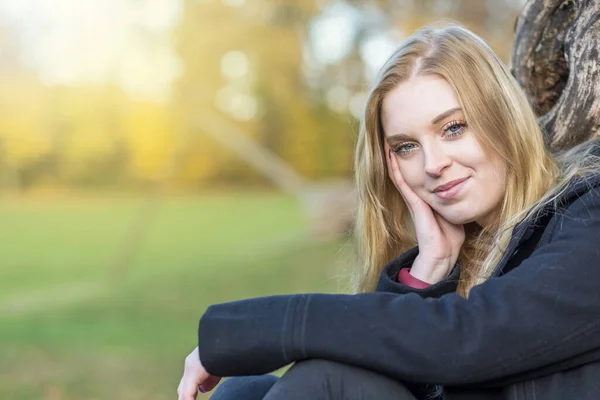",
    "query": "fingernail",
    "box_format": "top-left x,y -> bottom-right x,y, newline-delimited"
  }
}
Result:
199,387 -> 205,393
